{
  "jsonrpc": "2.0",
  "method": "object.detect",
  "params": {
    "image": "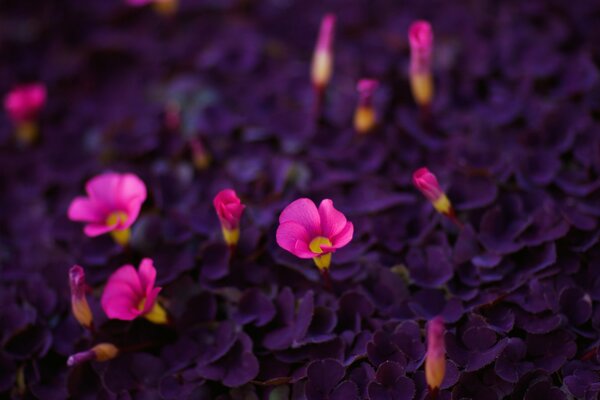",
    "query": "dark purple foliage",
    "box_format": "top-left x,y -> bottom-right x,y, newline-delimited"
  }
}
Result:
1,0 -> 599,398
